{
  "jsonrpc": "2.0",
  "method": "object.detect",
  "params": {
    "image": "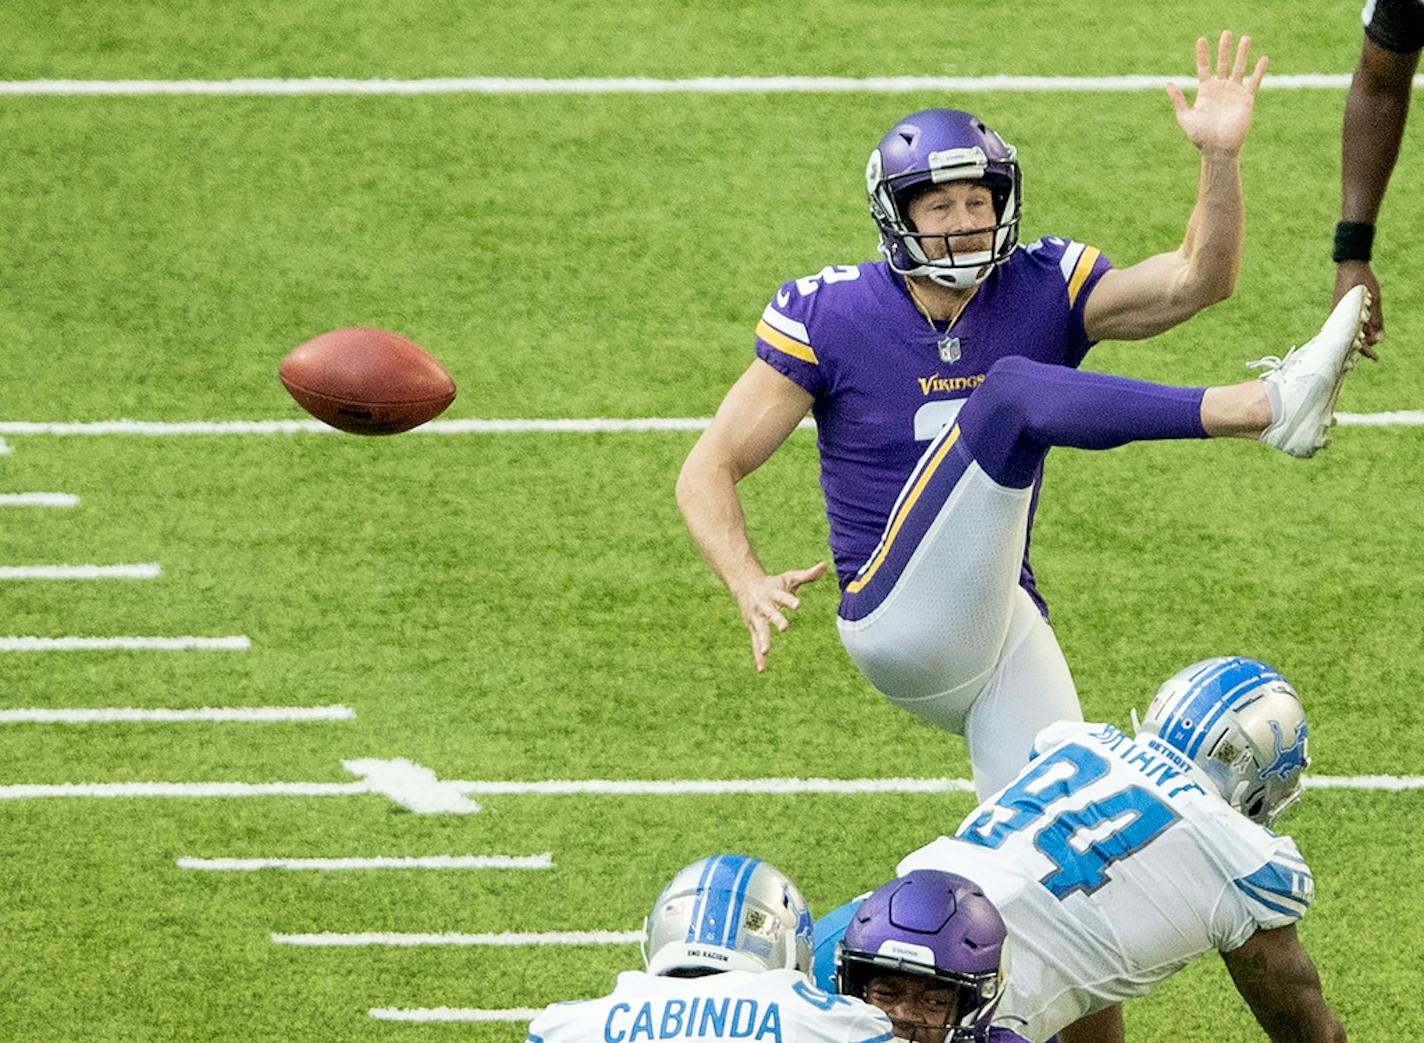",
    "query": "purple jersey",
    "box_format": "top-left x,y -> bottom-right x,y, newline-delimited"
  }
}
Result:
754,238 -> 1112,612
